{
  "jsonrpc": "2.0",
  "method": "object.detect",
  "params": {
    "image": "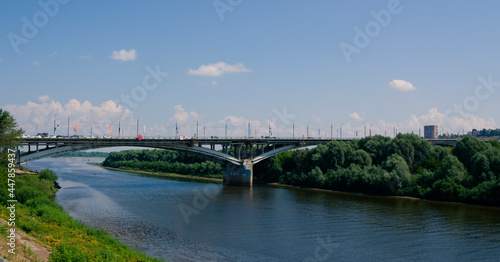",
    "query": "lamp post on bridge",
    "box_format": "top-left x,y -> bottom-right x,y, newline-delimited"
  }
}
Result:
176,117 -> 179,138
118,115 -> 122,137
269,120 -> 273,137
225,119 -> 229,138
53,113 -> 57,136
